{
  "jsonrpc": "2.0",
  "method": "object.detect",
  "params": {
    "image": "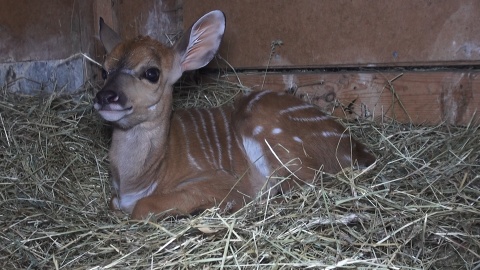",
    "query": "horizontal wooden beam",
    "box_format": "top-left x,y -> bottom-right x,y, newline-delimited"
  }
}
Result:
214,70 -> 480,126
